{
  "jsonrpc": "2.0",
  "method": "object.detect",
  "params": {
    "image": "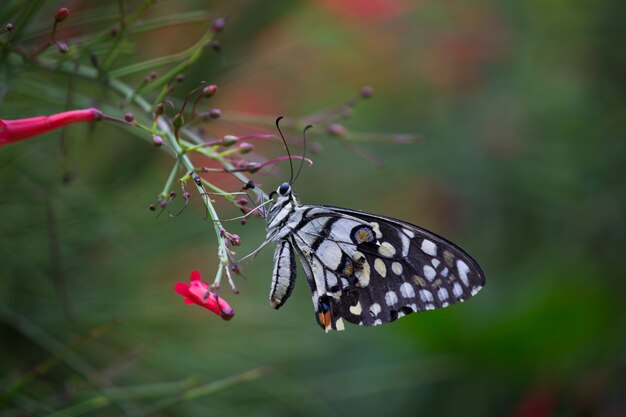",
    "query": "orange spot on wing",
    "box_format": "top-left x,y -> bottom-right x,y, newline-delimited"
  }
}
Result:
319,311 -> 332,328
